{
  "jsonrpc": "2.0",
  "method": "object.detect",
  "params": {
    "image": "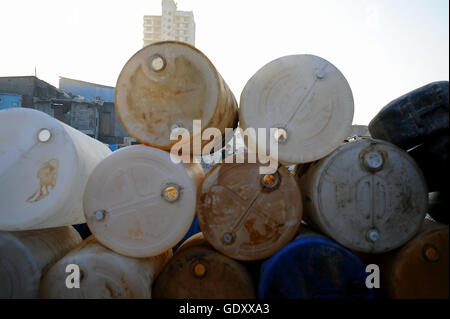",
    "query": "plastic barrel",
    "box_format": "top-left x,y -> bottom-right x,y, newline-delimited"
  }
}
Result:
298,138 -> 428,253
258,227 -> 372,299
427,191 -> 449,225
83,145 -> 204,257
369,81 -> 449,150
115,41 -> 238,154
197,154 -> 303,260
378,222 -> 448,299
39,236 -> 172,299
408,132 -> 449,192
239,54 -> 354,165
0,108 -> 112,230
0,226 -> 82,298
152,233 -> 256,299
172,216 -> 201,252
